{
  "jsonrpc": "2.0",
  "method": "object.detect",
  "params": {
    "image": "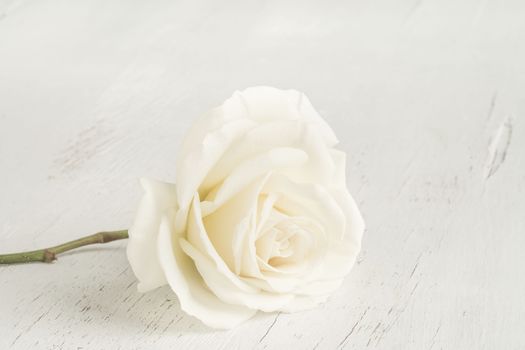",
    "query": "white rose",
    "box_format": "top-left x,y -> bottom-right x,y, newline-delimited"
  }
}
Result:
127,86 -> 365,329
